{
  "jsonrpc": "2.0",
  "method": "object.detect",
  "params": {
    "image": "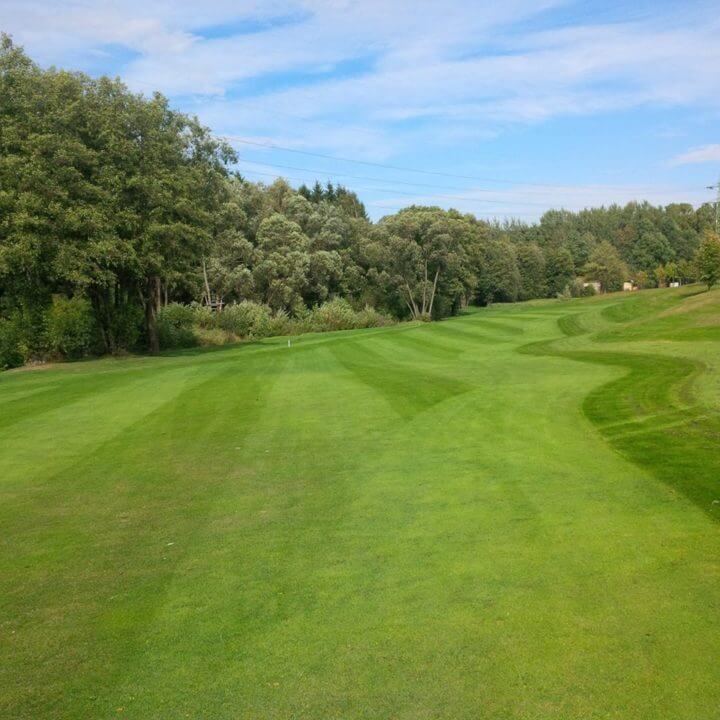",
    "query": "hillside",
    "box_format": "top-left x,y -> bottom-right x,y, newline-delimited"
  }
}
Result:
1,285 -> 719,719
